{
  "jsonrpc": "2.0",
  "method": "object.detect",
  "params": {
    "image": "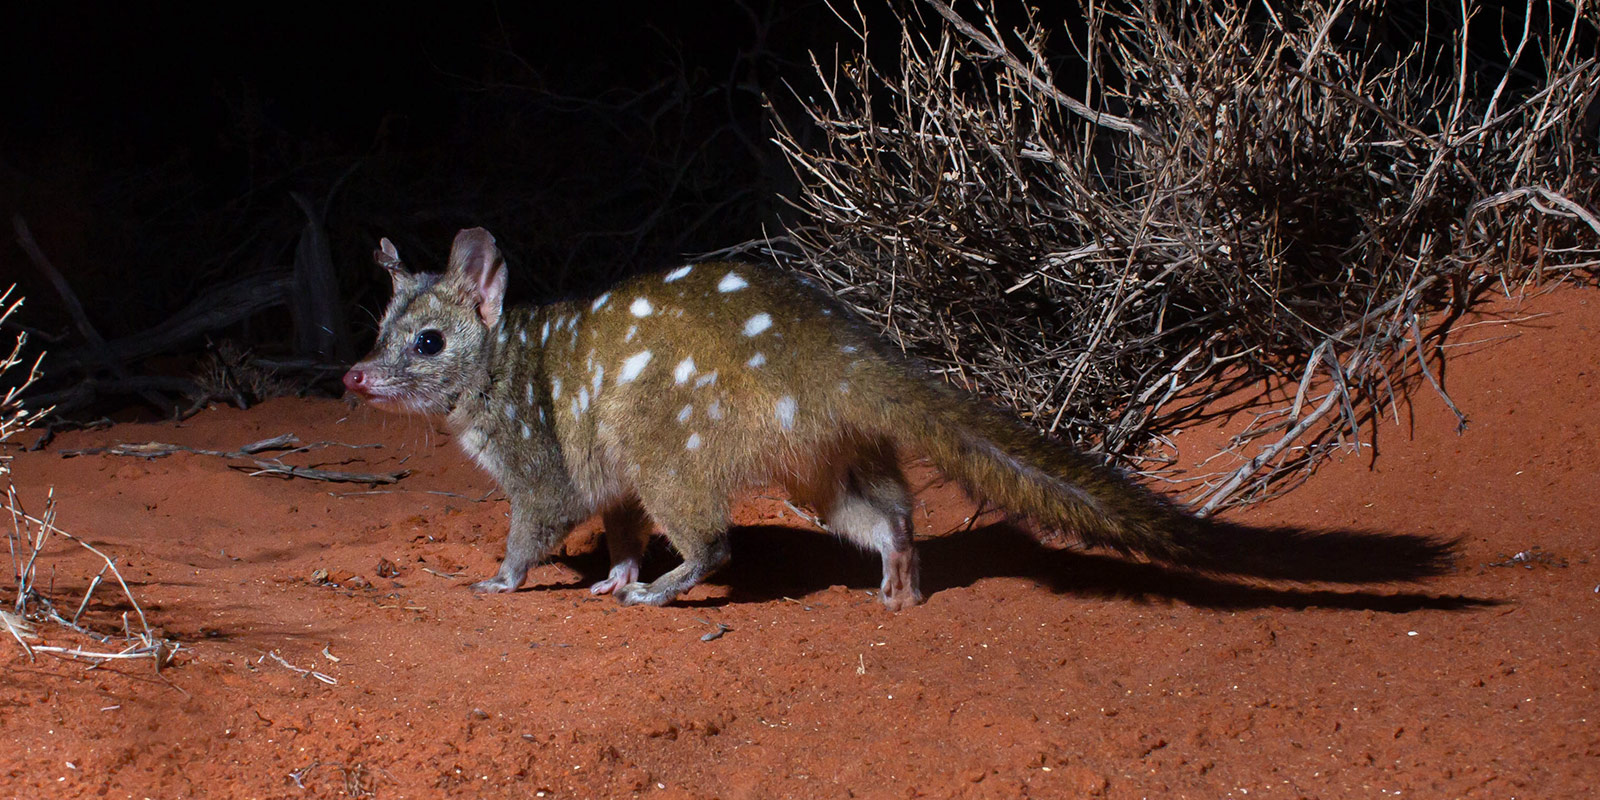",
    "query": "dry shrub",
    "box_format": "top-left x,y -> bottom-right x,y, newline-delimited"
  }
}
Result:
1,287 -> 176,666
772,0 -> 1600,510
